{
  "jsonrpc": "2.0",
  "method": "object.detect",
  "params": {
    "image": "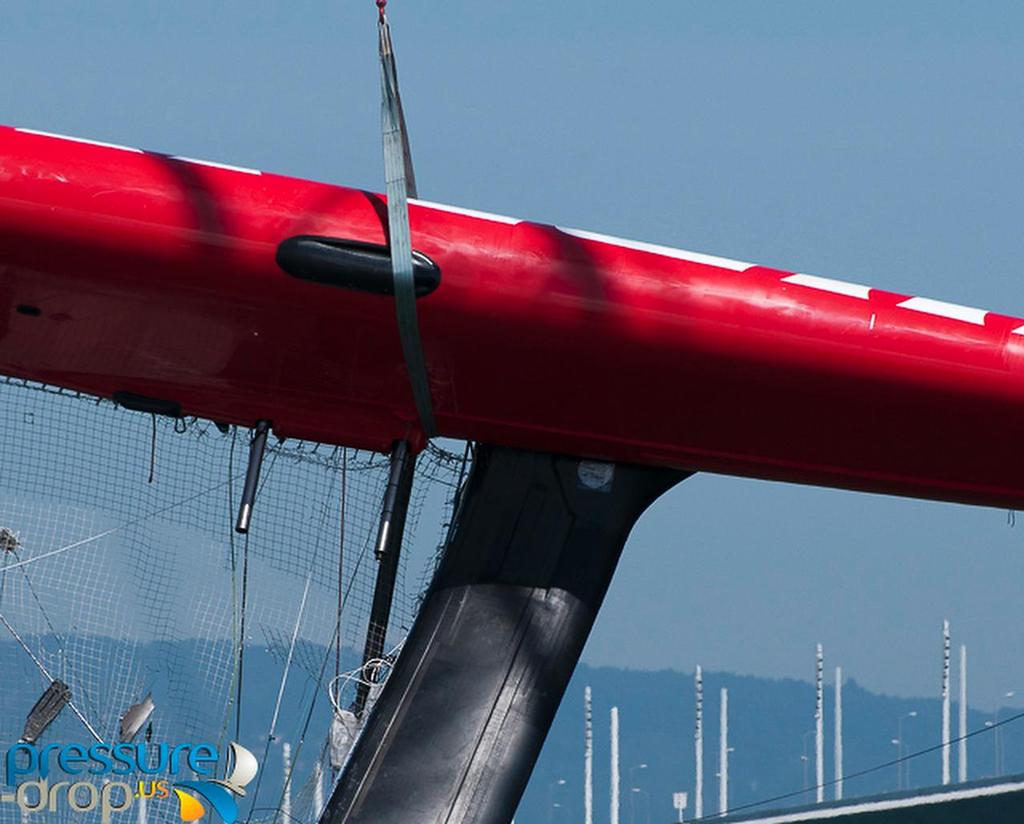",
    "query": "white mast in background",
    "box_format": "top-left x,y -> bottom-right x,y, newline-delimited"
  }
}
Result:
611,706 -> 620,824
282,742 -> 293,821
695,666 -> 704,820
719,687 -> 729,817
815,644 -> 824,803
959,645 -> 968,783
585,686 -> 594,824
835,665 -> 844,801
942,620 -> 951,785
313,760 -> 325,820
